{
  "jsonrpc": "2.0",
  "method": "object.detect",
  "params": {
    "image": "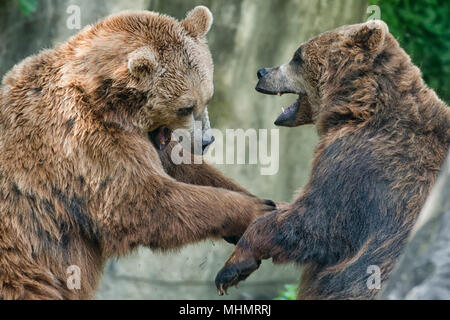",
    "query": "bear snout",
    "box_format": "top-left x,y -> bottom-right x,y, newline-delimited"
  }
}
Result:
257,68 -> 270,80
202,135 -> 215,153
